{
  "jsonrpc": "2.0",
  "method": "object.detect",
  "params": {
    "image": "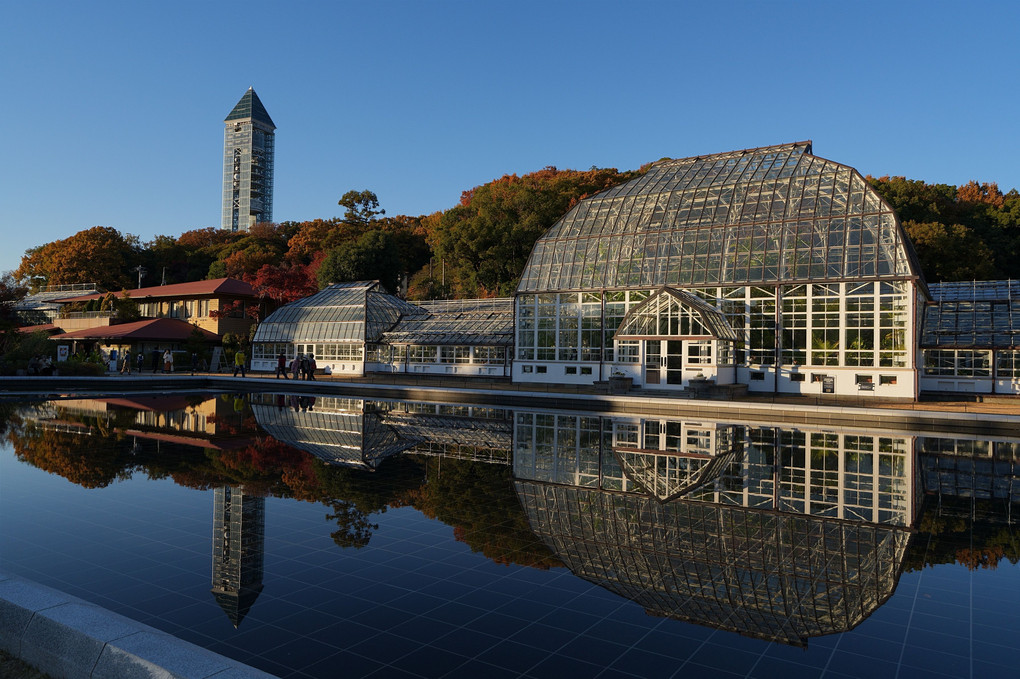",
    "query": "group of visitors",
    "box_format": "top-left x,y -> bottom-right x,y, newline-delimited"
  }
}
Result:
115,348 -> 175,374
136,348 -> 176,373
116,348 -> 204,374
276,352 -> 317,380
